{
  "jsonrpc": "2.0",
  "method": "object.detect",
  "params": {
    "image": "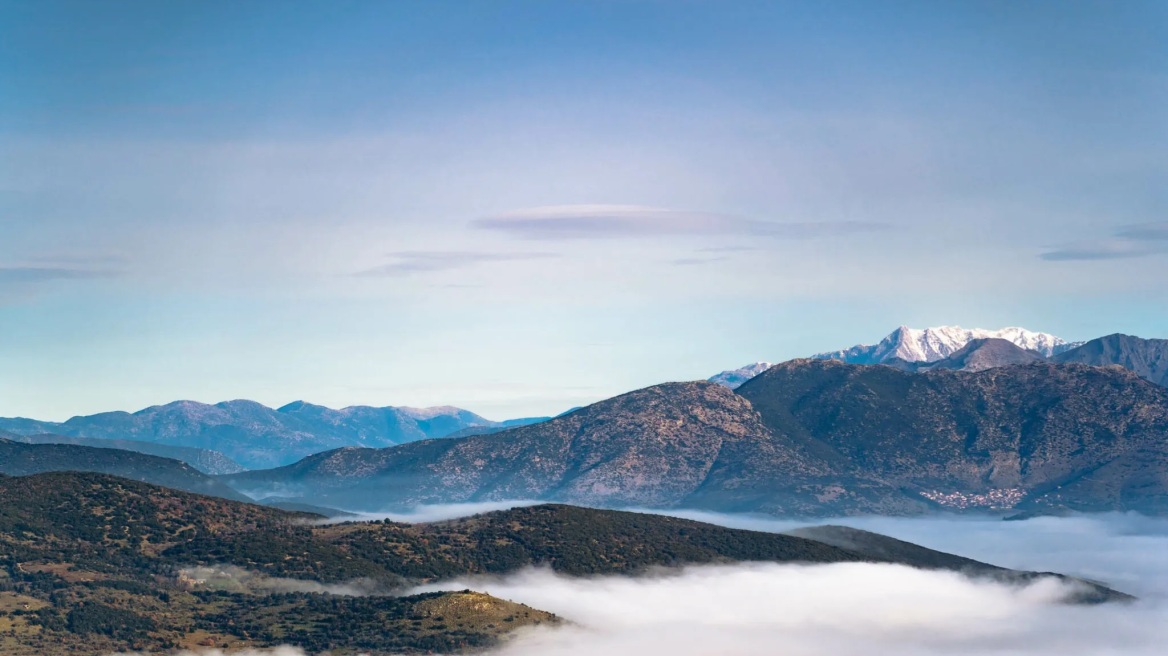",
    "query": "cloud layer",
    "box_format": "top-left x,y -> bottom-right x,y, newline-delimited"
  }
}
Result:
322,499 -> 544,524
475,205 -> 887,241
0,266 -> 118,284
416,562 -> 1165,656
1042,222 -> 1168,261
354,251 -> 557,277
110,511 -> 1168,656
